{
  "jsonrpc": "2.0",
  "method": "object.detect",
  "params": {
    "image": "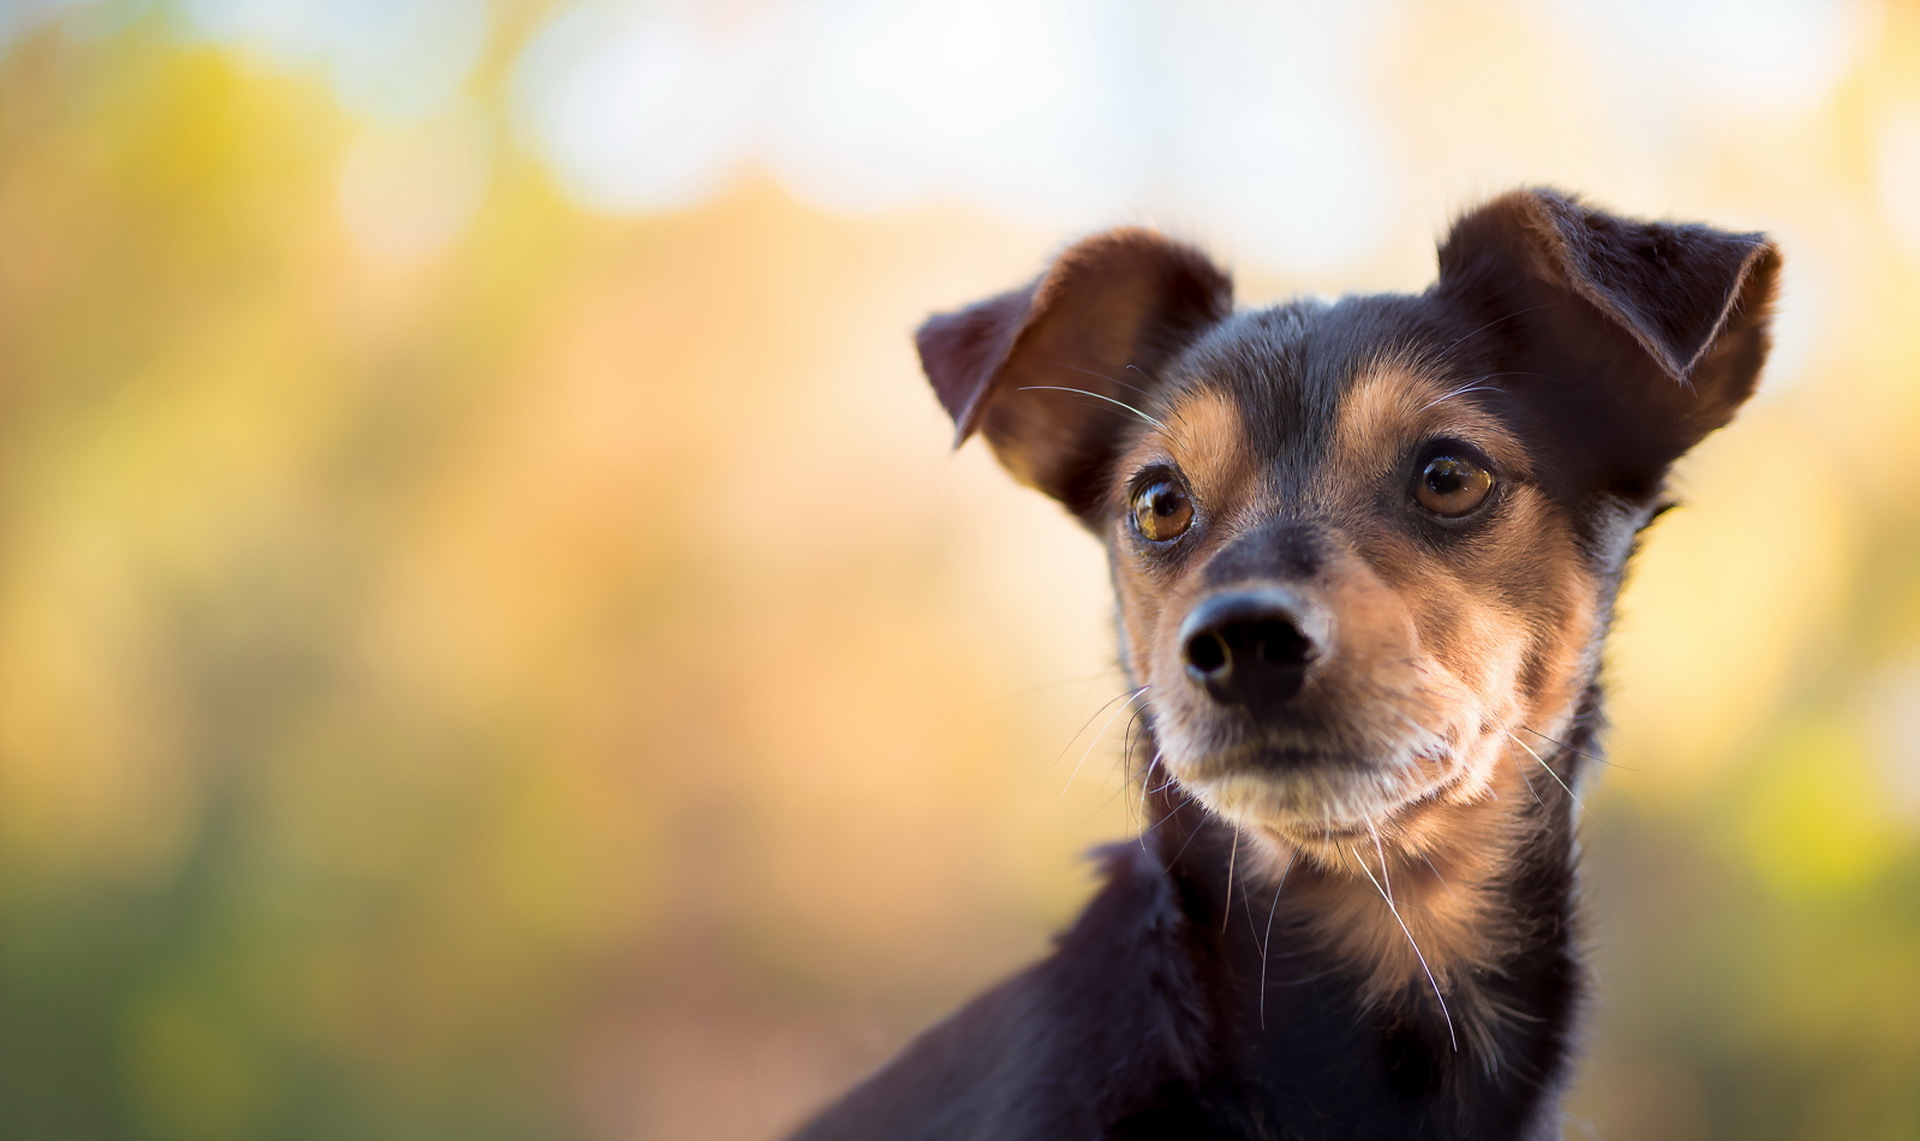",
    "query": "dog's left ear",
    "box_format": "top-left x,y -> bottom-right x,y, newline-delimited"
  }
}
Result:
916,229 -> 1233,517
1438,189 -> 1781,495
